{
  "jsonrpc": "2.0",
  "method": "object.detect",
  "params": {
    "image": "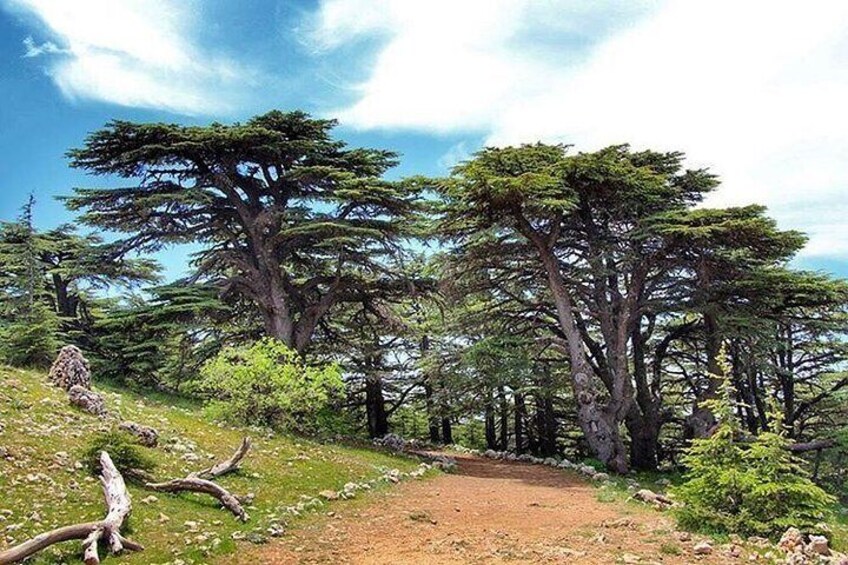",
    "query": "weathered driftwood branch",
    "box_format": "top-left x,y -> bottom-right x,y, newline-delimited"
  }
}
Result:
146,478 -> 249,522
0,452 -> 142,565
144,437 -> 251,522
190,436 -> 250,479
